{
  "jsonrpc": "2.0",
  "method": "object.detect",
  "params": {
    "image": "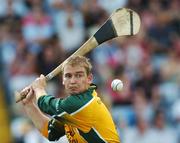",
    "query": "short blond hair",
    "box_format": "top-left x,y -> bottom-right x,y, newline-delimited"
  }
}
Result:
62,56 -> 92,75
